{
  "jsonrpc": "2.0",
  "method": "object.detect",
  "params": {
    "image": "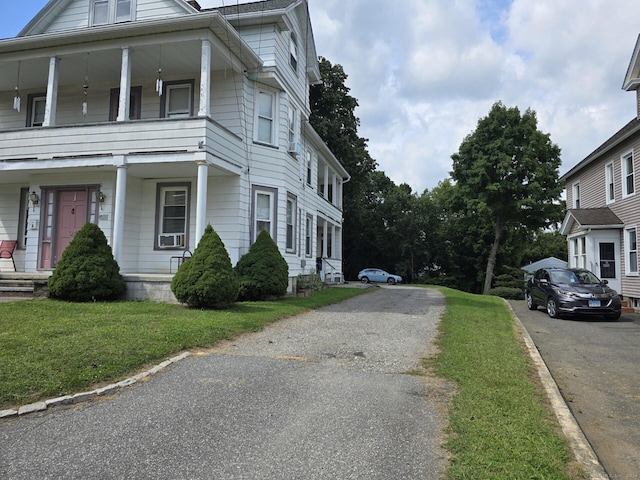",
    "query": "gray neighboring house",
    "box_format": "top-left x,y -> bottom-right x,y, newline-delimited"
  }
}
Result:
560,34 -> 640,310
